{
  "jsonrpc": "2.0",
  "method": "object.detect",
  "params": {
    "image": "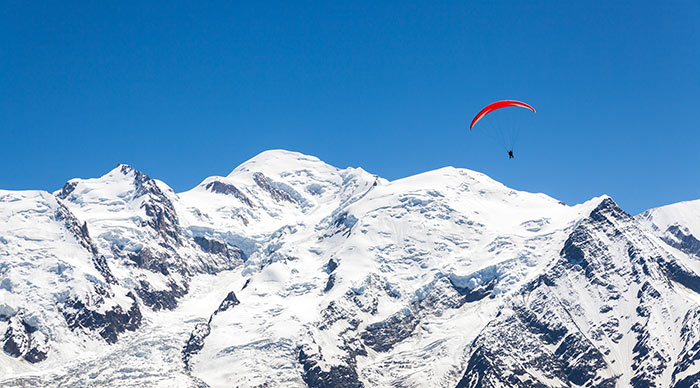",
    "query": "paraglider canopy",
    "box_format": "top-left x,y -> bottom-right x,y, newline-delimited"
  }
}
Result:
470,100 -> 535,131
